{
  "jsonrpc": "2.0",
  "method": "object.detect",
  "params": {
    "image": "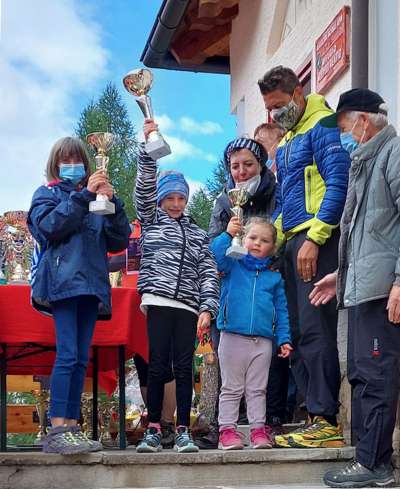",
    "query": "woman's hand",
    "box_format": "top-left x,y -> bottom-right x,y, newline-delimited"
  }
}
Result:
309,272 -> 338,306
278,343 -> 293,358
197,311 -> 211,344
87,170 -> 108,194
143,118 -> 159,142
227,216 -> 241,237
